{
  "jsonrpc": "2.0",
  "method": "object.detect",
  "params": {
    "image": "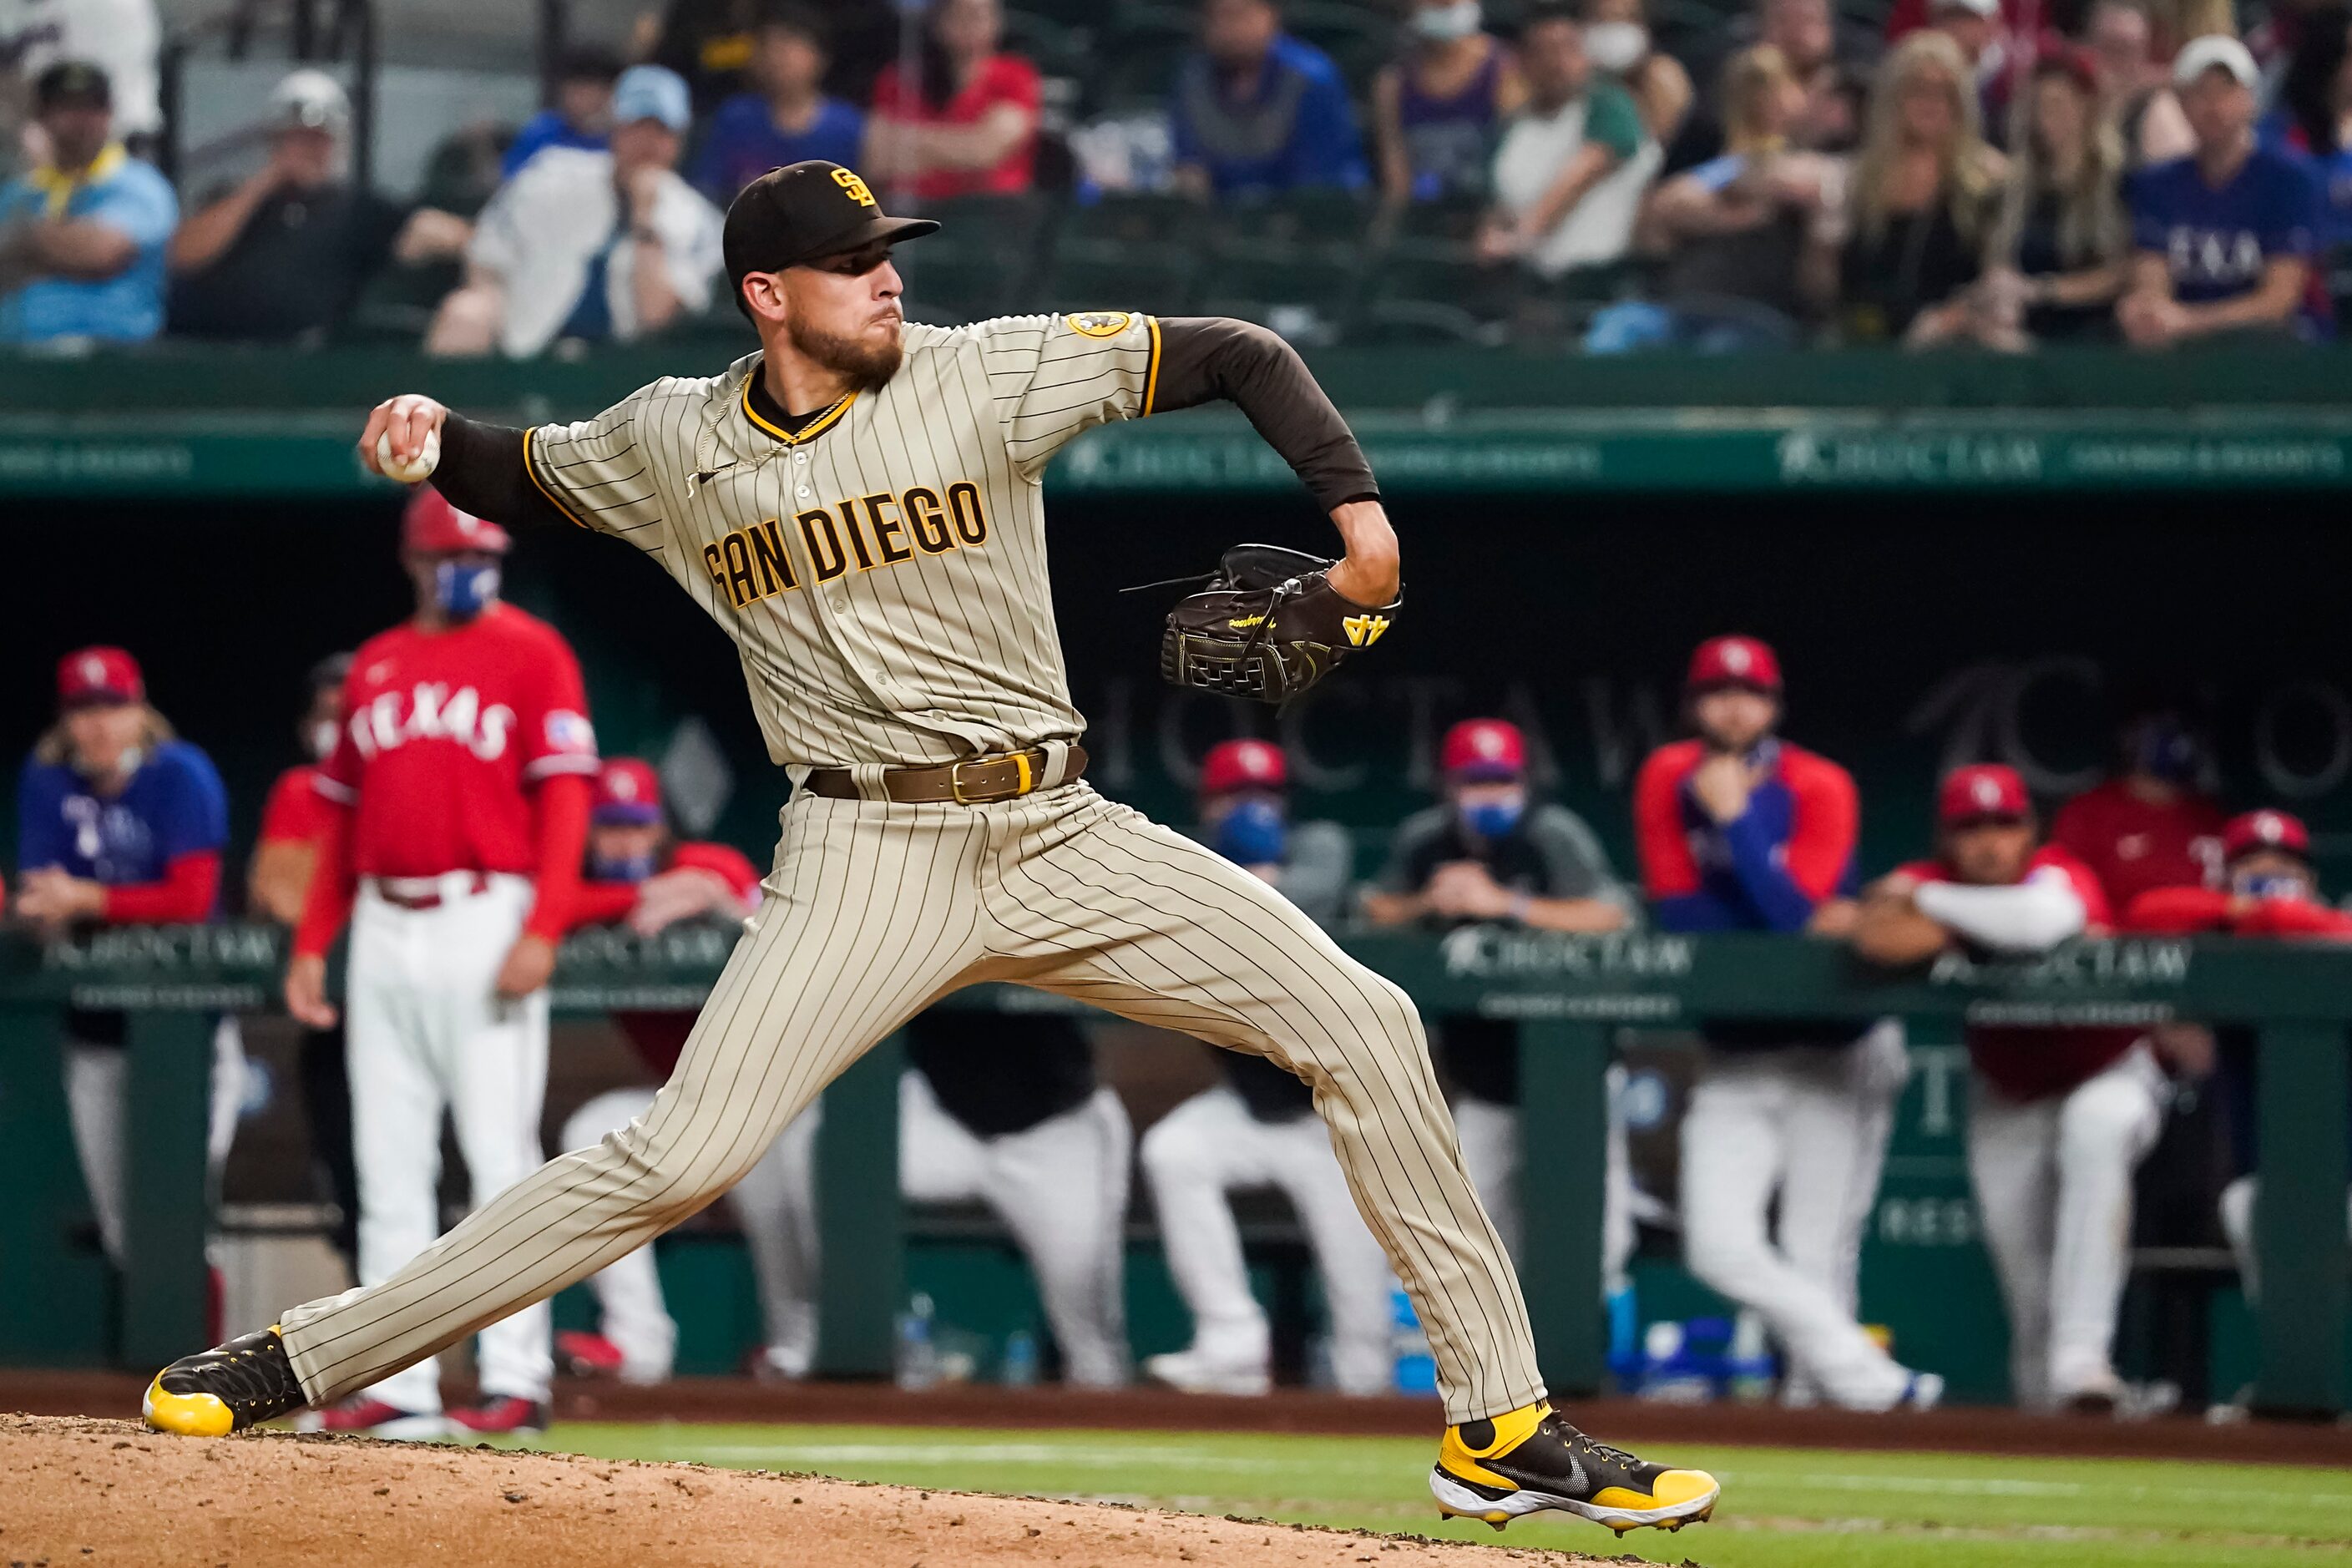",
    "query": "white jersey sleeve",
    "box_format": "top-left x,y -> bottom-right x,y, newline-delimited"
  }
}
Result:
983,311 -> 1163,478
522,382 -> 671,547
